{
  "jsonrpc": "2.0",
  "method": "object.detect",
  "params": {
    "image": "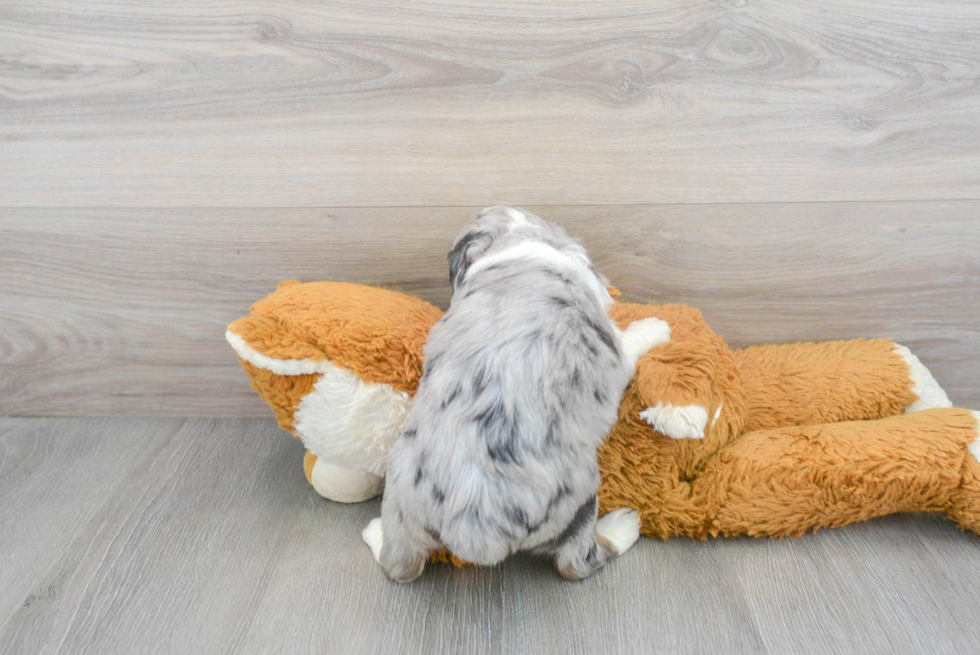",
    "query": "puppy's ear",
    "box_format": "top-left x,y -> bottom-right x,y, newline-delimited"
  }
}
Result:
448,230 -> 494,294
